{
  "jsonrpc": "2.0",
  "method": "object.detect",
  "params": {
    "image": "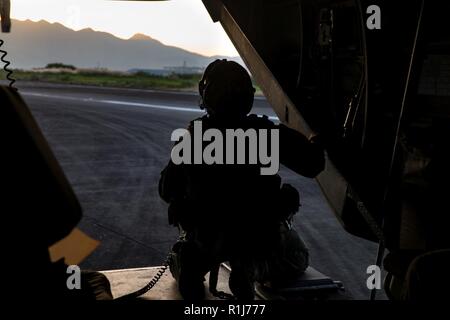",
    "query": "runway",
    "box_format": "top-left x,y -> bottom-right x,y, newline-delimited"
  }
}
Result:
17,81 -> 384,299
